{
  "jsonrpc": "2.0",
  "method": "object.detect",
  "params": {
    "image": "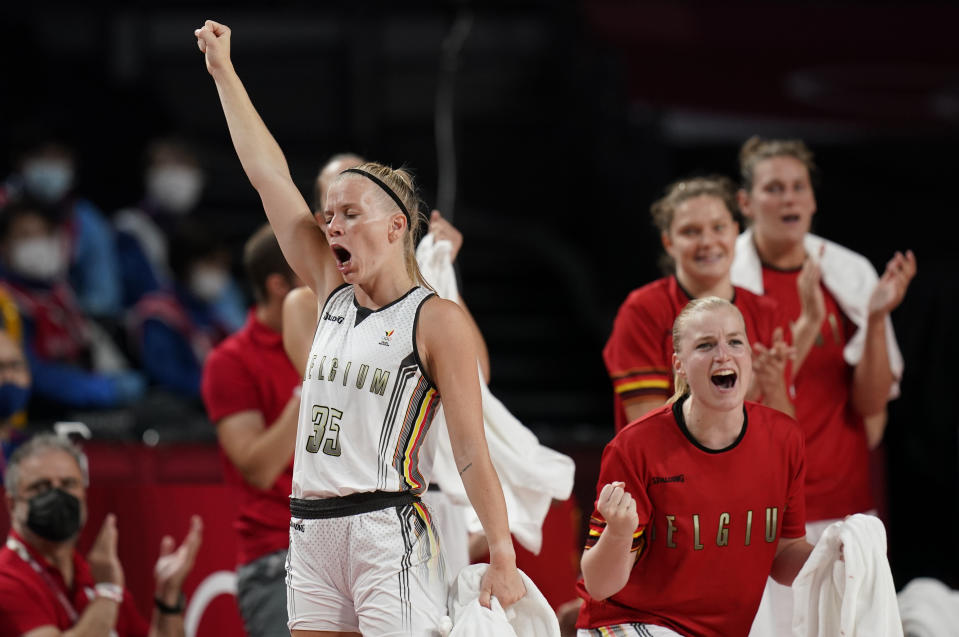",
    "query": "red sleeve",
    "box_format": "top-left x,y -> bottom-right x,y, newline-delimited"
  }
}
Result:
584,439 -> 651,555
780,422 -> 807,539
603,289 -> 672,405
0,574 -> 60,634
201,345 -> 260,424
